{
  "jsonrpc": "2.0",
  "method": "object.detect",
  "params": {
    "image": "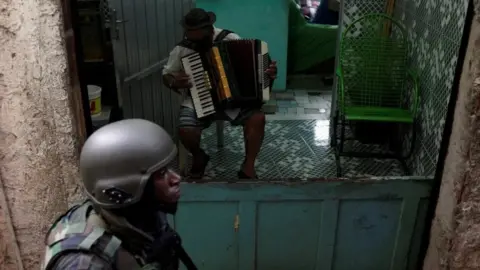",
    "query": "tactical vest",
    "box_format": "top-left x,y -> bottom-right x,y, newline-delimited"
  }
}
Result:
42,201 -> 142,269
